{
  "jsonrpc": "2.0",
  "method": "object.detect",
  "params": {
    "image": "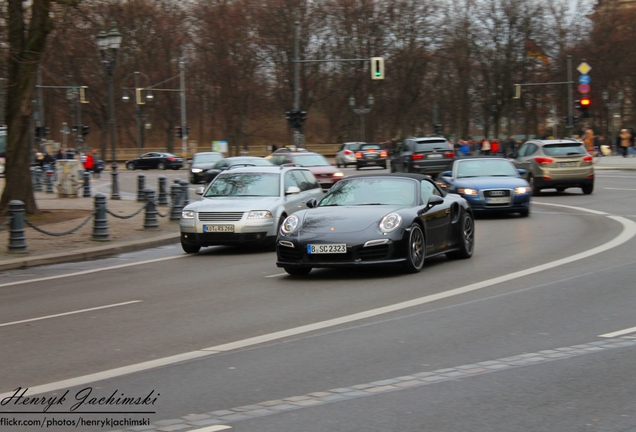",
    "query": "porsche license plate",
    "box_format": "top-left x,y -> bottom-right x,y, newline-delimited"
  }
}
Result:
203,224 -> 234,233
307,244 -> 347,254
